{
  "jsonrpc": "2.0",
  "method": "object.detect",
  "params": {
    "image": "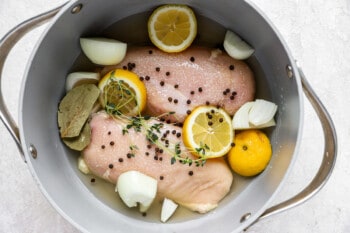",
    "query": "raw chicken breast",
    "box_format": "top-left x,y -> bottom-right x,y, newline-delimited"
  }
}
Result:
101,46 -> 255,122
83,112 -> 233,213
